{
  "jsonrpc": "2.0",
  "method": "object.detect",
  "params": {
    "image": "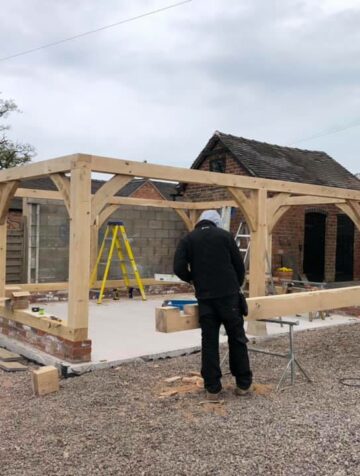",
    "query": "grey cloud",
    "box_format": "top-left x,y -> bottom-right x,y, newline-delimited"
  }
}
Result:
0,0 -> 360,172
